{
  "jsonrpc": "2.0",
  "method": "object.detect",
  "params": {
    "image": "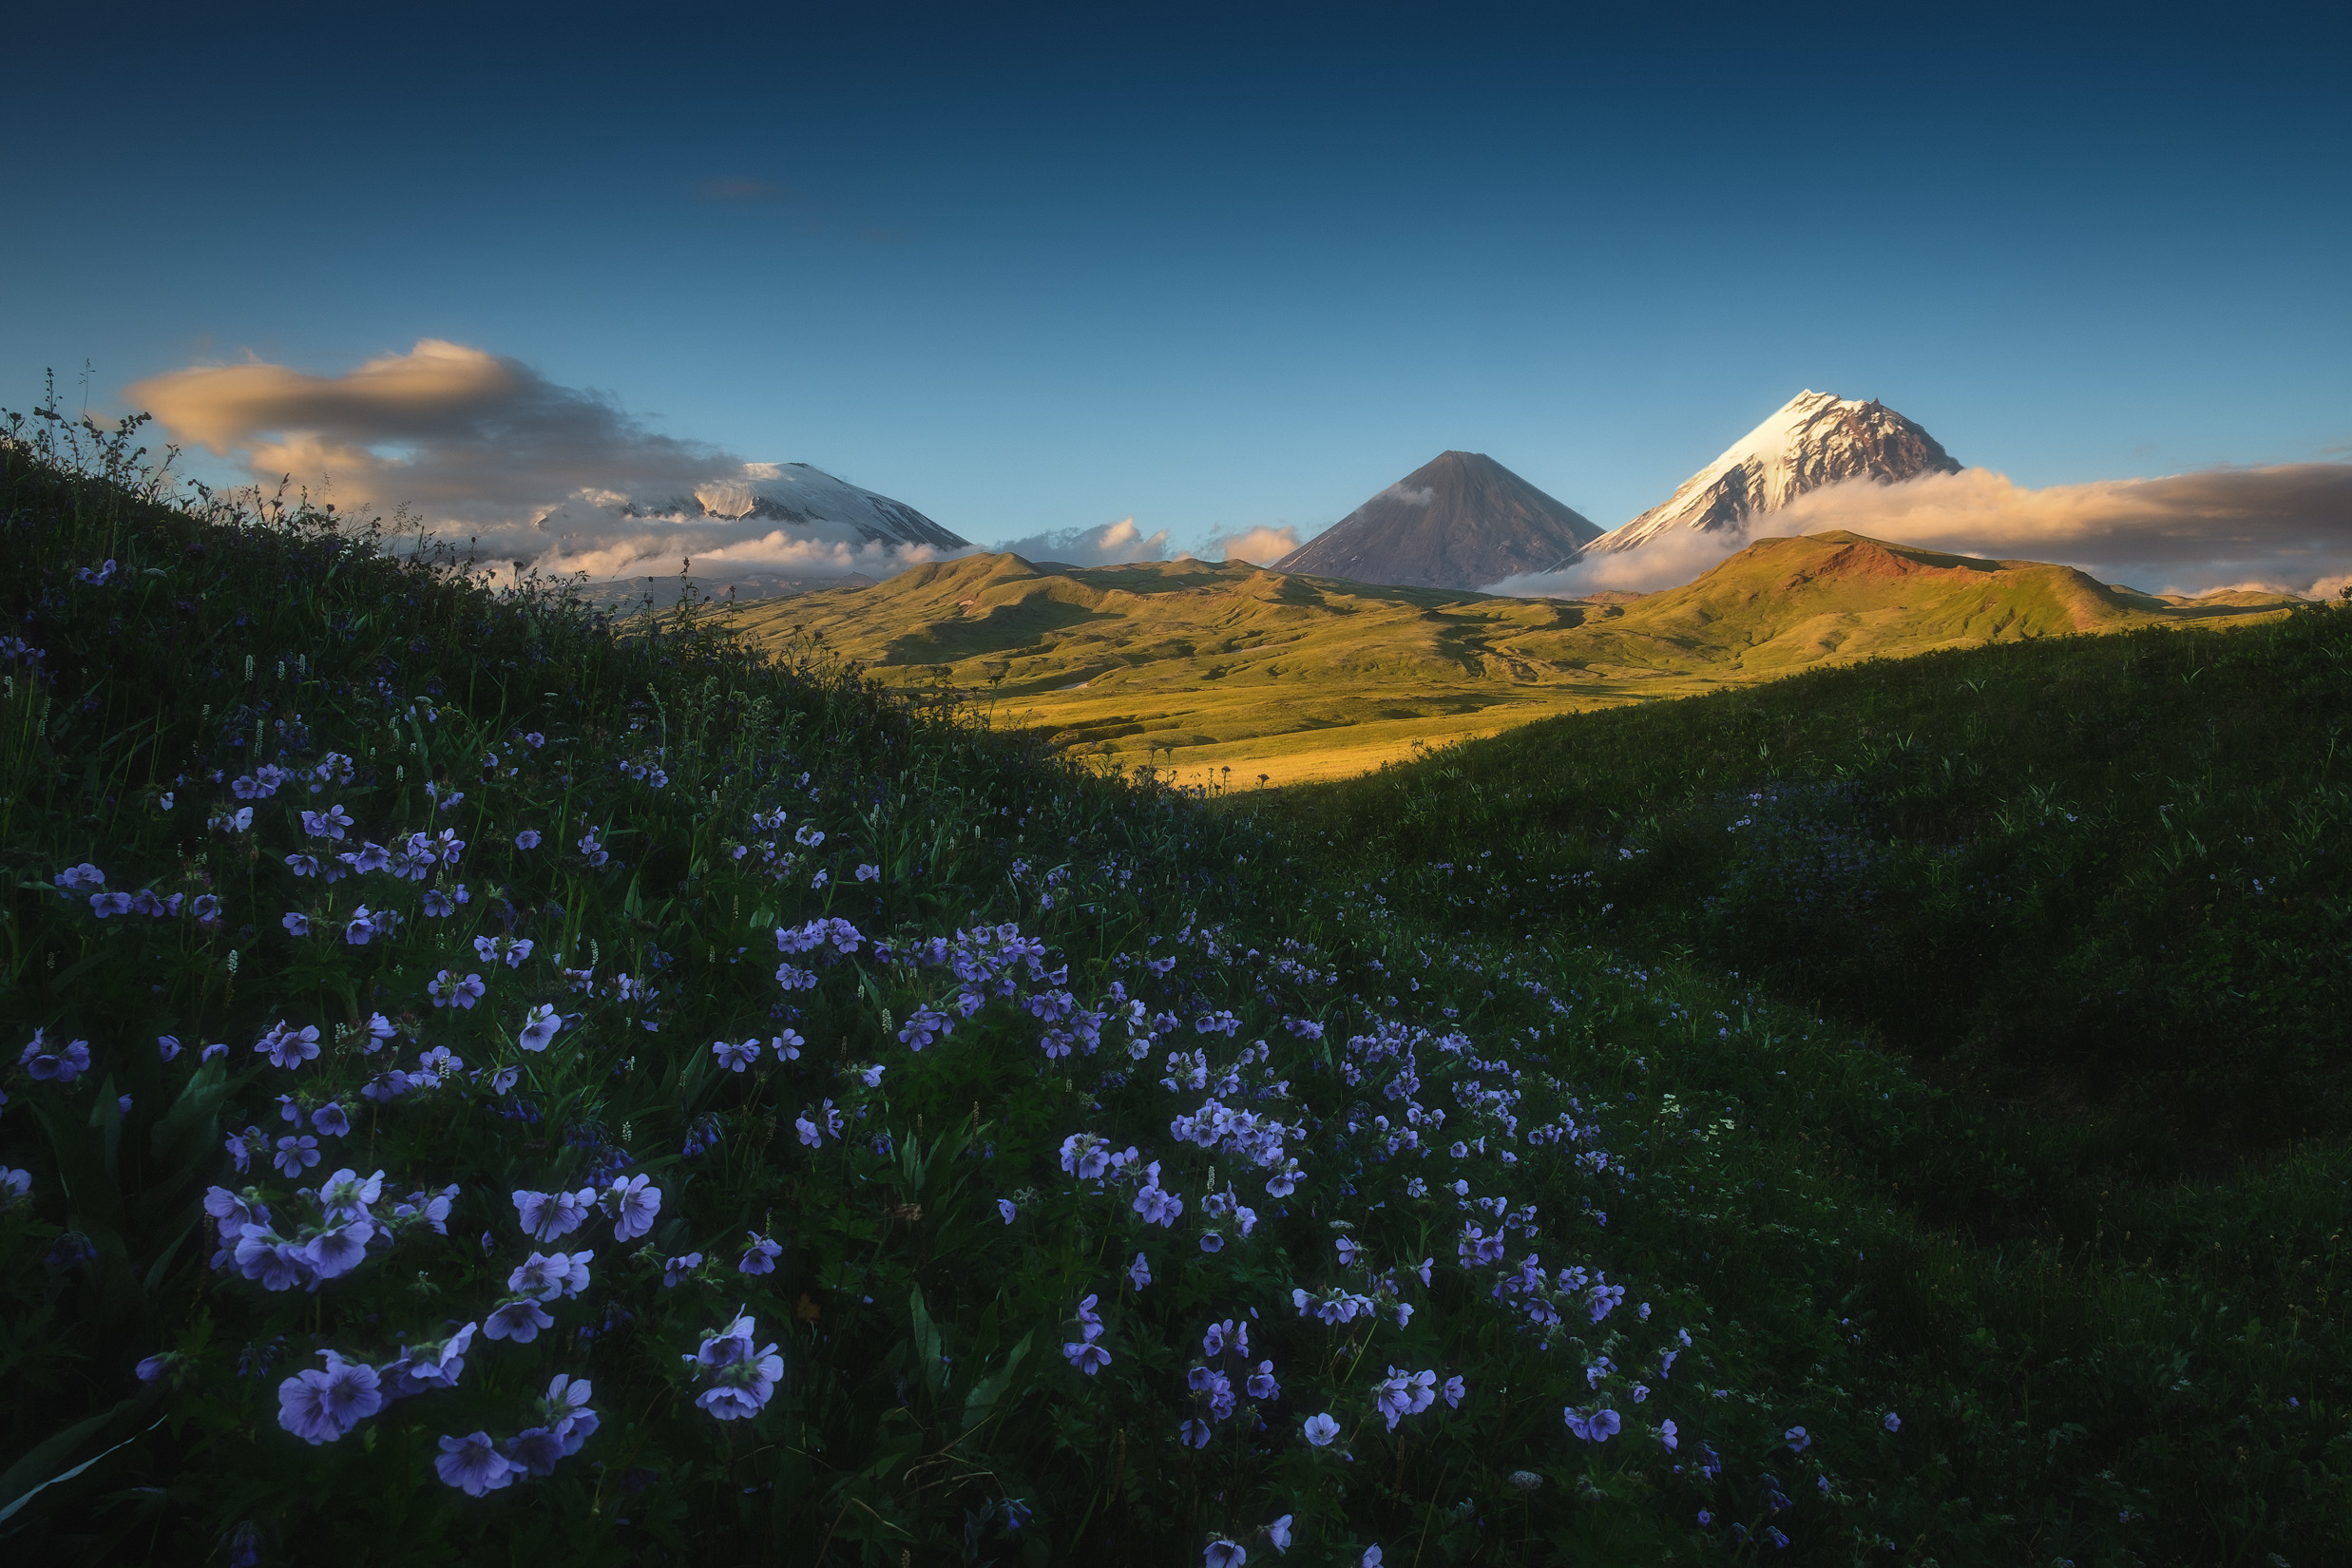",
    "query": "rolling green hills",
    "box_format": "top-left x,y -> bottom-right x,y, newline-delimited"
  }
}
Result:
7,412 -> 2349,1565
717,532 -> 2298,783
